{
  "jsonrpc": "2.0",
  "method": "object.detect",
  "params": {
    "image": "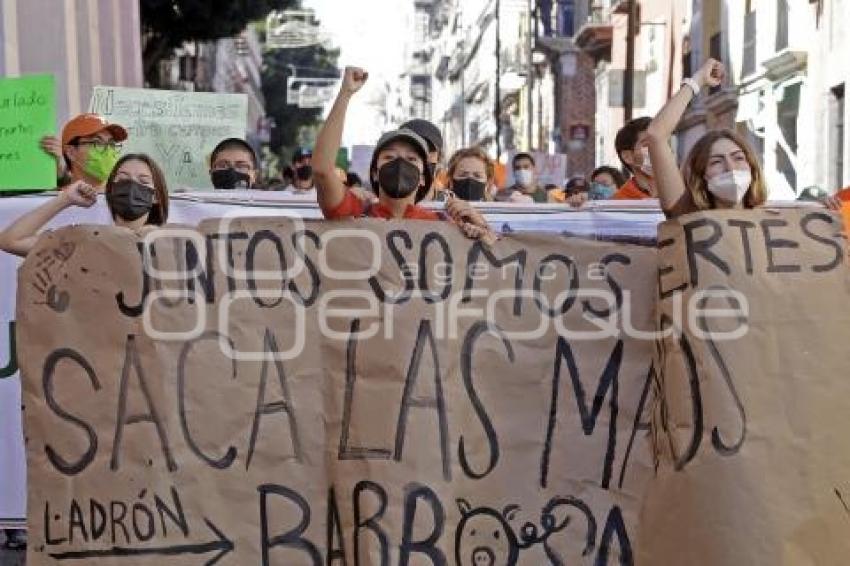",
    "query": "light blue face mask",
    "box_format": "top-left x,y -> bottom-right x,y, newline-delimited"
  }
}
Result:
588,182 -> 616,200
